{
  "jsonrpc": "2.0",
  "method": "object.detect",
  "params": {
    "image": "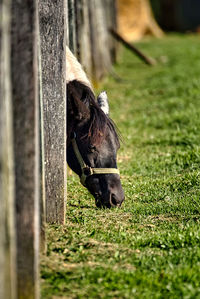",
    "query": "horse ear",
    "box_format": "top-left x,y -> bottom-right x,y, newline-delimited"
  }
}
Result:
67,84 -> 90,122
97,91 -> 109,115
72,96 -> 90,121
